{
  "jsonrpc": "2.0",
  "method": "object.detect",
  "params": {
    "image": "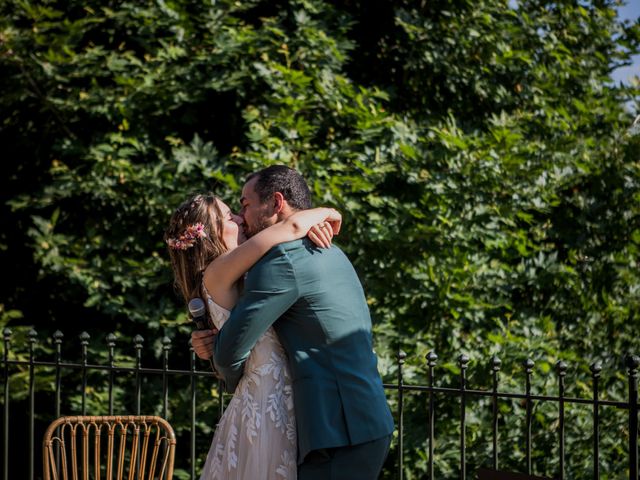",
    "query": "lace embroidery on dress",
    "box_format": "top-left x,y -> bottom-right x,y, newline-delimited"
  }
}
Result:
199,287 -> 296,480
